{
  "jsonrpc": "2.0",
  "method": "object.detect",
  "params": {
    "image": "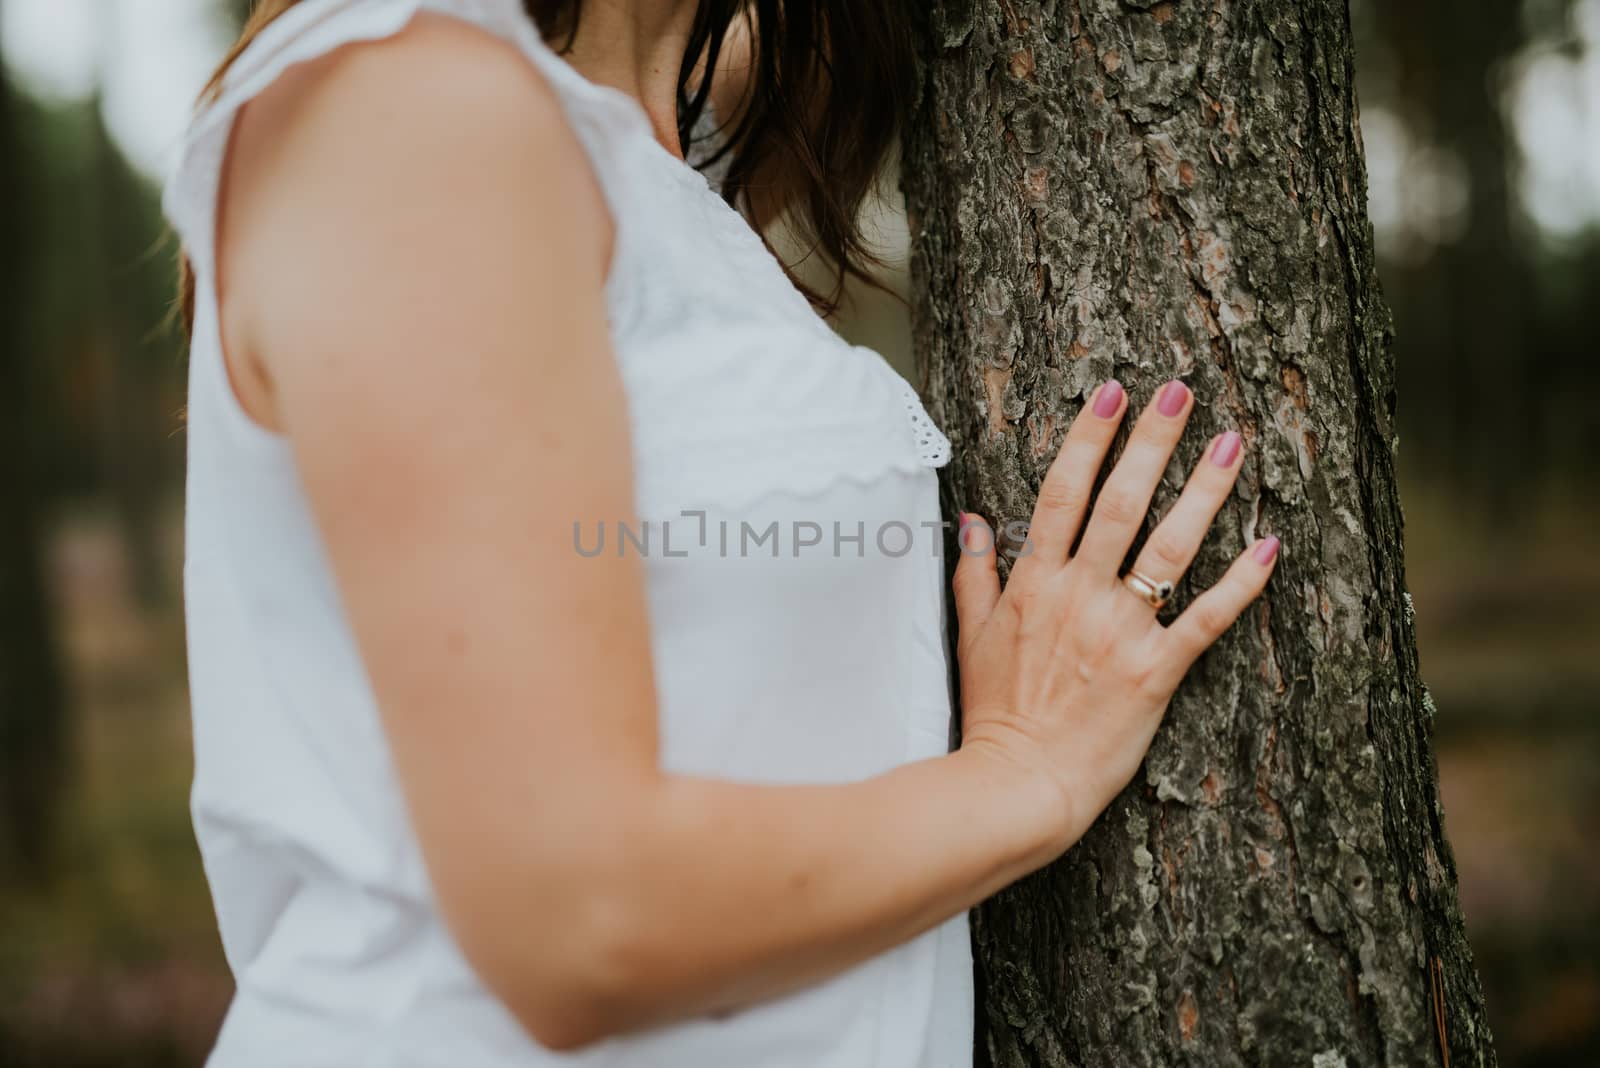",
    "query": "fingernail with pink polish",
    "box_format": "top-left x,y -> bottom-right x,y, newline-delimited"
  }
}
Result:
1252,536 -> 1280,565
1157,380 -> 1190,417
1093,379 -> 1124,418
1212,431 -> 1242,467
